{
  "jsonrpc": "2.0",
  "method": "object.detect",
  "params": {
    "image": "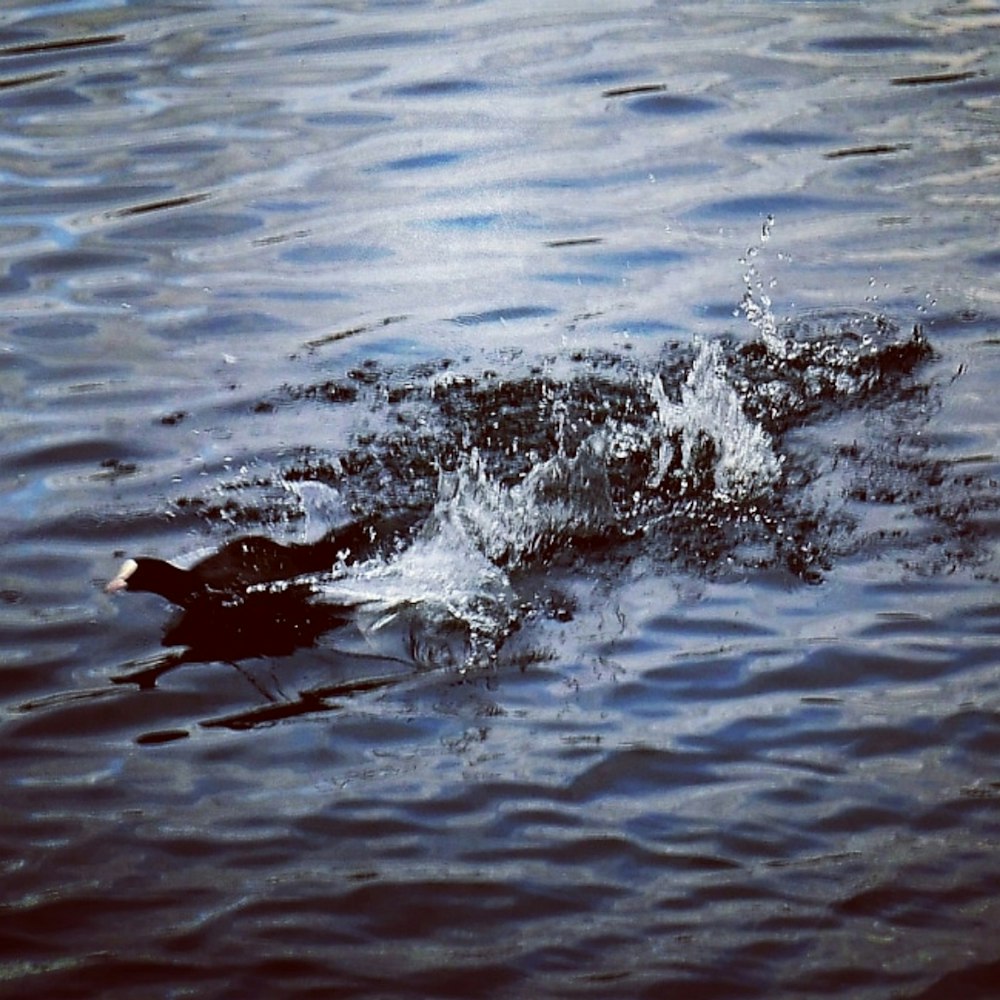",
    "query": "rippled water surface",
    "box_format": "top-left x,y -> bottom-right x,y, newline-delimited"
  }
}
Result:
2,1 -> 999,997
